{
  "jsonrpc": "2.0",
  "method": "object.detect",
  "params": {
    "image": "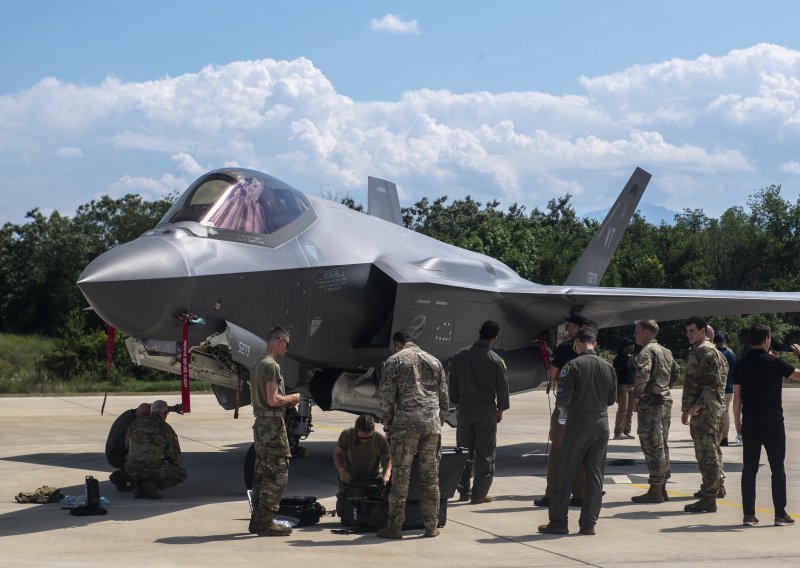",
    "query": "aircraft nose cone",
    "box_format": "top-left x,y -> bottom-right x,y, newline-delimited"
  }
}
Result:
78,236 -> 193,337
